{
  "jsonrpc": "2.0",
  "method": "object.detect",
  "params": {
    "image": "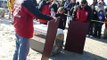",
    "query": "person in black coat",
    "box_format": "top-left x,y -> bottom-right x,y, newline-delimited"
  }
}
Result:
55,7 -> 67,30
89,6 -> 98,37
